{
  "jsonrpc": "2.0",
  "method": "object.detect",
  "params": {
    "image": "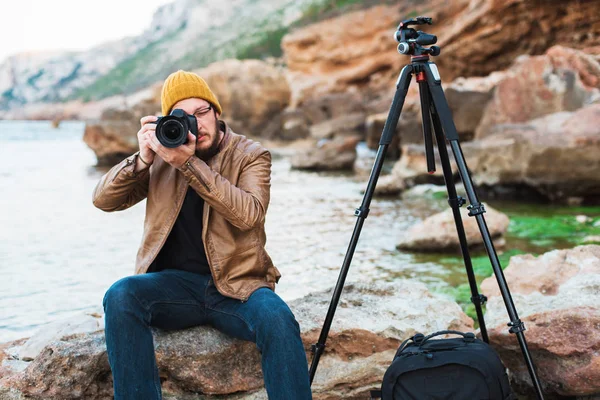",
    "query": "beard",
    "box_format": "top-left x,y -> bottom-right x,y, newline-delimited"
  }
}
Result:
195,120 -> 222,161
